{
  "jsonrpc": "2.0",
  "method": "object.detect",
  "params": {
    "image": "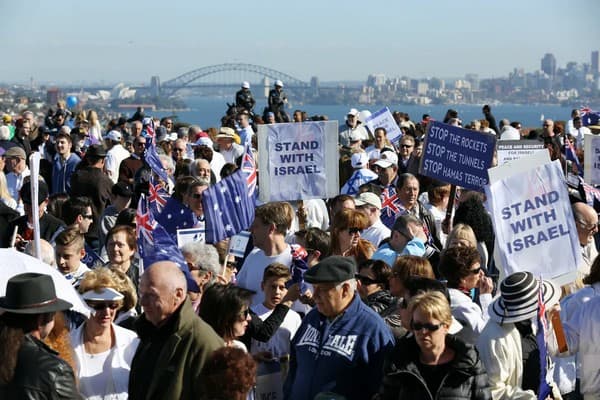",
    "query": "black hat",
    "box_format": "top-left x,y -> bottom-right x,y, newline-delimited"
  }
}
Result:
304,256 -> 357,284
20,179 -> 49,205
86,144 -> 107,158
112,182 -> 133,198
117,117 -> 127,126
0,273 -> 72,314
